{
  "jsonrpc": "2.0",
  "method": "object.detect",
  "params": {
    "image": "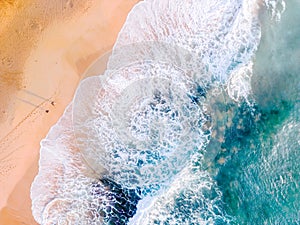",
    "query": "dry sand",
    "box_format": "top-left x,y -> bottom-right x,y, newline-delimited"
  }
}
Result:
0,0 -> 139,224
